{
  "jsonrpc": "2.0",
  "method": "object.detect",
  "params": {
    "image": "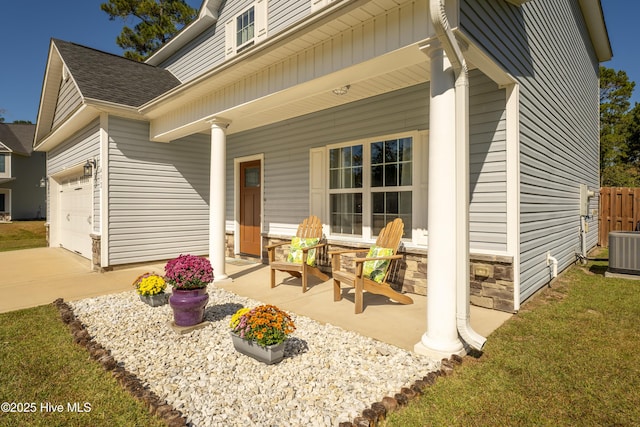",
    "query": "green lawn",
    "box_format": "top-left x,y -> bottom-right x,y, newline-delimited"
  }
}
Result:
0,304 -> 166,427
385,254 -> 640,426
0,221 -> 47,252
